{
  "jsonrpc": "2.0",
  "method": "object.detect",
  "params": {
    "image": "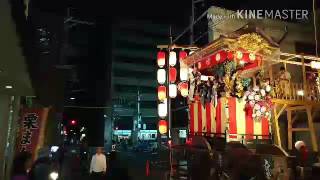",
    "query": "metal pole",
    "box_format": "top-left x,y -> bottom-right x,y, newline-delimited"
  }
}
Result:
167,26 -> 173,139
190,0 -> 194,45
137,90 -> 141,128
